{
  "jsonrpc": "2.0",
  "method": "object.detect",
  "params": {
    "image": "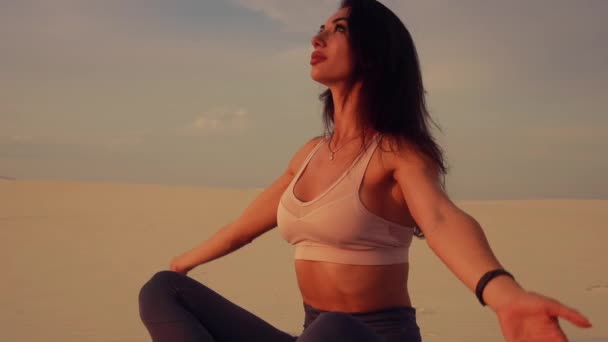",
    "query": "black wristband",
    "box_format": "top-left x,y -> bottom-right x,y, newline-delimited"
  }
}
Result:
475,269 -> 514,306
